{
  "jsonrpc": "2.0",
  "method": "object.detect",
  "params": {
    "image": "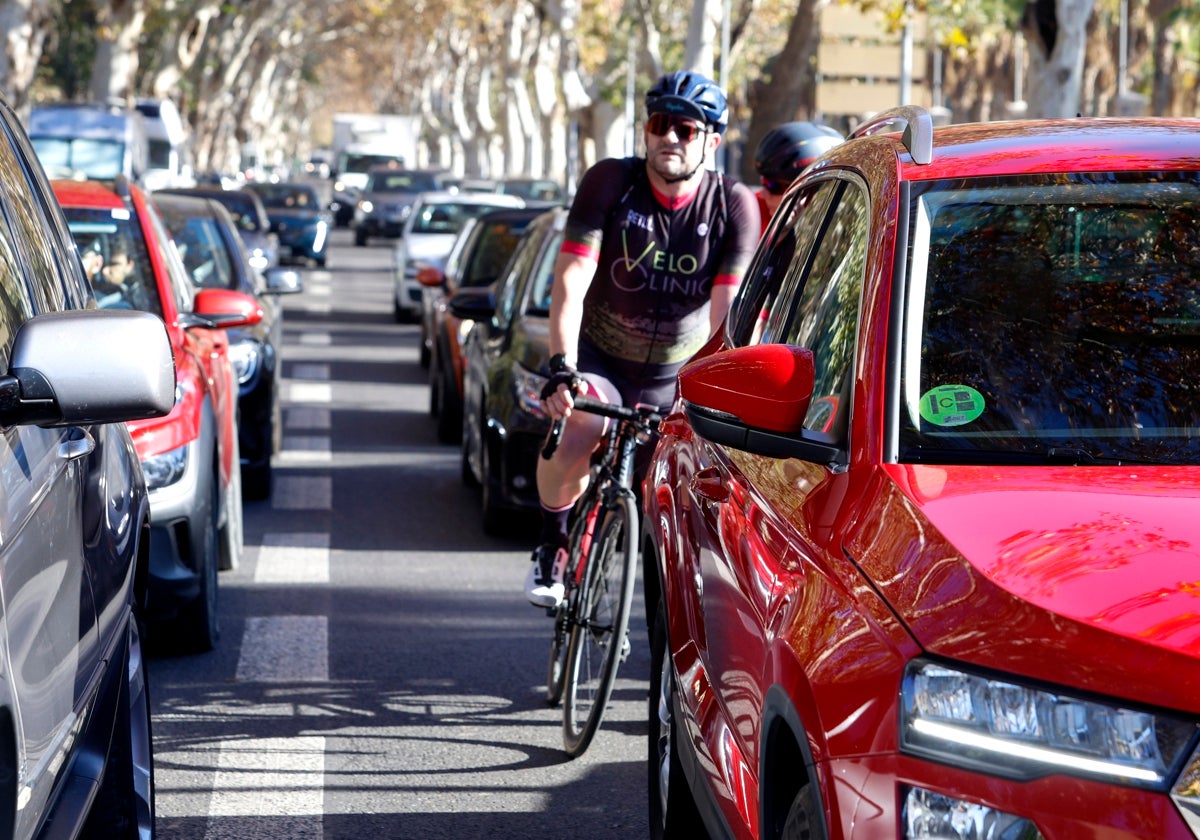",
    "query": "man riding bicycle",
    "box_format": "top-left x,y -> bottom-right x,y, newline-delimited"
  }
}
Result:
525,70 -> 761,609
